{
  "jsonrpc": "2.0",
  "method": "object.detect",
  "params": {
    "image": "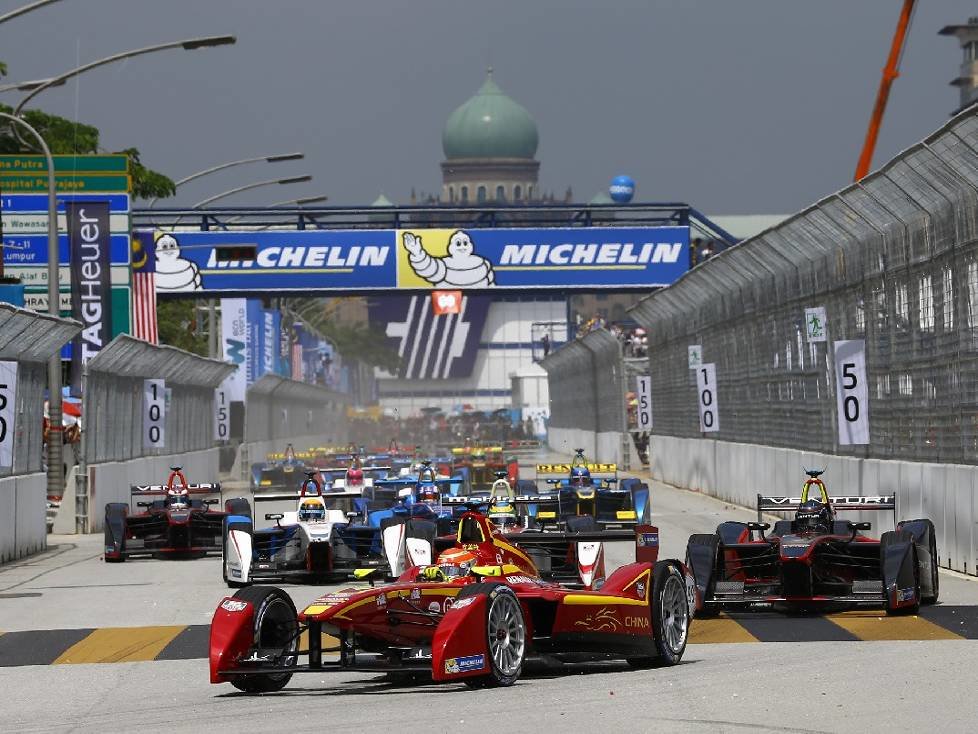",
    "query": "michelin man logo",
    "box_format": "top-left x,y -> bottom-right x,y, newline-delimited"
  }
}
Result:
155,234 -> 202,292
402,230 -> 495,288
